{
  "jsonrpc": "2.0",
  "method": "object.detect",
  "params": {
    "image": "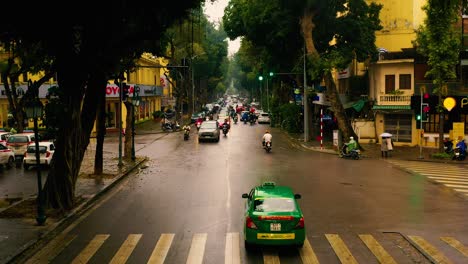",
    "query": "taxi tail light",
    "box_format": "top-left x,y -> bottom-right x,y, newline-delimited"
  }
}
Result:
295,217 -> 305,229
46,151 -> 51,158
246,216 -> 257,229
